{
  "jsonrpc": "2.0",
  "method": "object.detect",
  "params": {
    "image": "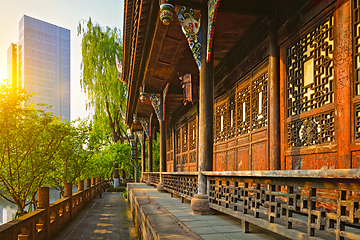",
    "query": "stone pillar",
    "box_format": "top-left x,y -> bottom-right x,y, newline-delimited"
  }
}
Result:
86,179 -> 91,188
141,130 -> 146,182
114,163 -> 120,188
157,93 -> 166,192
122,169 -> 126,184
78,180 -> 84,191
96,177 -> 99,184
64,182 -> 72,197
334,0 -> 351,169
38,187 -> 49,209
92,178 -> 96,186
191,2 -> 213,214
268,19 -> 280,170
